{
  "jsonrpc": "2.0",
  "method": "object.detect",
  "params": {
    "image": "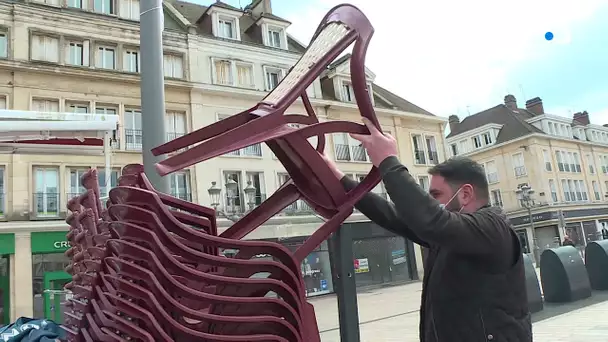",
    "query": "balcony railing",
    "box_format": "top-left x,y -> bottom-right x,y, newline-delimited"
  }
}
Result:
171,191 -> 192,202
221,143 -> 263,157
334,144 -> 351,161
414,150 -> 426,164
33,192 -> 60,217
125,129 -> 142,150
222,193 -> 267,215
281,200 -> 314,216
350,145 -> 367,162
514,166 -> 527,177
